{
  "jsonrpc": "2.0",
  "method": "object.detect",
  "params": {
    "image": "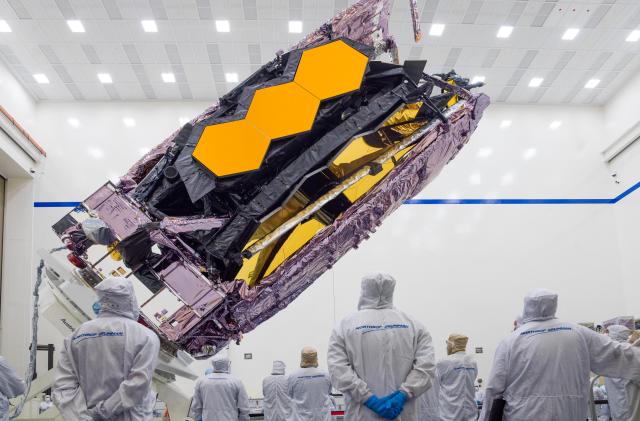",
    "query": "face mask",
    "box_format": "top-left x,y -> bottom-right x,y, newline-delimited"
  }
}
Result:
92,301 -> 102,316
